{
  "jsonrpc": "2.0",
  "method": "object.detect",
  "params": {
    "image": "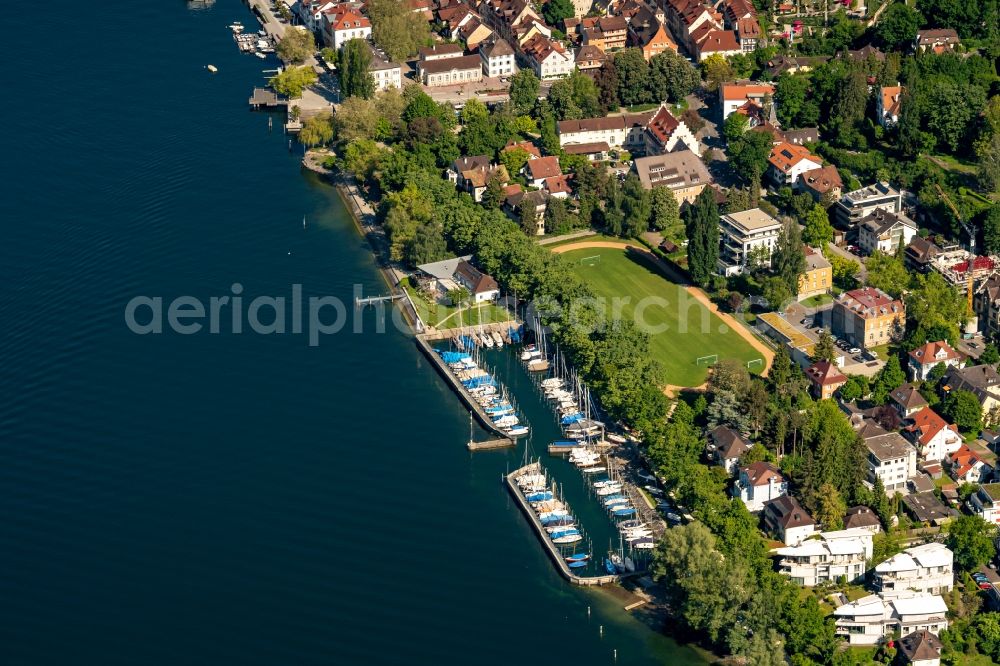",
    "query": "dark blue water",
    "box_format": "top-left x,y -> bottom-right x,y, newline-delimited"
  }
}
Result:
0,2 -> 706,663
